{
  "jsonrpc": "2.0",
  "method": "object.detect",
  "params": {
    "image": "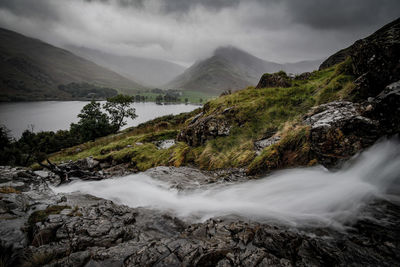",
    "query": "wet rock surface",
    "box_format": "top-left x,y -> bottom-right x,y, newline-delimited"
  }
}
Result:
1,166 -> 400,266
145,166 -> 248,191
154,139 -> 176,150
40,157 -> 133,185
254,136 -> 281,155
304,101 -> 380,167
